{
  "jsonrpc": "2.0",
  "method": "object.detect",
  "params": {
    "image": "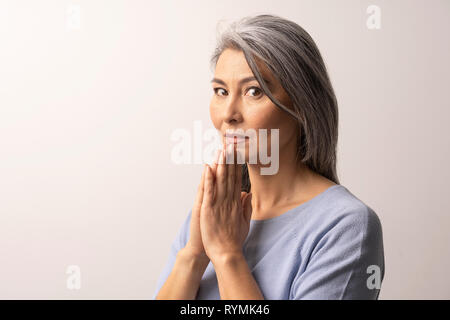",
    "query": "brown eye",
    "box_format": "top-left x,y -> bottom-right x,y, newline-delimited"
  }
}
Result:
246,86 -> 262,97
213,88 -> 228,96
